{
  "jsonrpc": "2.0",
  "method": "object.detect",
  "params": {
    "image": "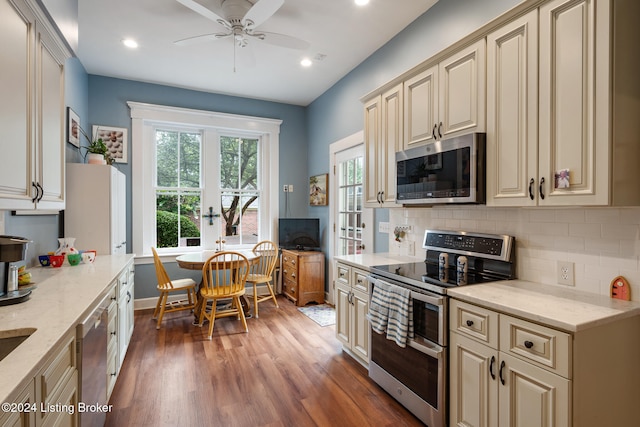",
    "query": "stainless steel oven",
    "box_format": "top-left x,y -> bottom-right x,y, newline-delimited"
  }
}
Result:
368,230 -> 516,427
